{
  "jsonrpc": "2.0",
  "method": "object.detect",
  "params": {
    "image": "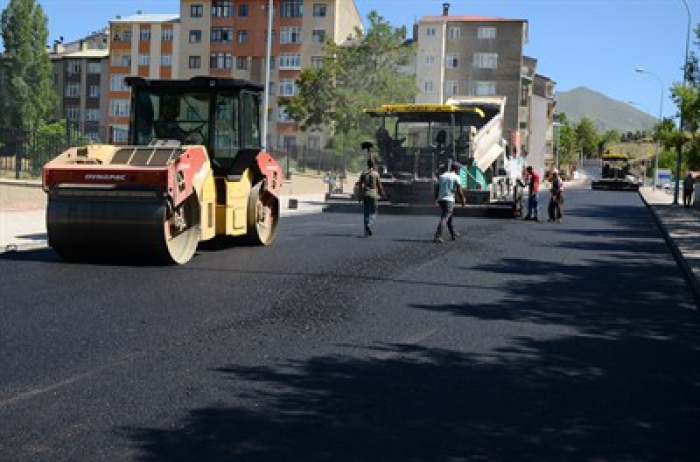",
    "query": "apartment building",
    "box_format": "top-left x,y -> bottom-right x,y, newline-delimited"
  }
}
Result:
414,7 -> 529,157
107,14 -> 181,143
46,31 -> 110,141
53,49 -> 110,141
178,0 -> 363,150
